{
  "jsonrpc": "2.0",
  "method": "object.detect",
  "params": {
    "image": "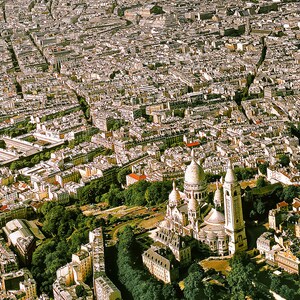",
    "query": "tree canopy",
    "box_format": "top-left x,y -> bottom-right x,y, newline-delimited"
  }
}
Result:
145,181 -> 172,206
278,154 -> 290,167
150,5 -> 164,15
234,167 -> 257,181
227,252 -> 256,300
183,263 -> 205,300
270,274 -> 296,300
281,185 -> 300,203
243,183 -> 283,221
256,176 -> 267,188
117,167 -> 131,185
31,203 -> 104,295
117,226 -> 179,300
258,162 -> 269,175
